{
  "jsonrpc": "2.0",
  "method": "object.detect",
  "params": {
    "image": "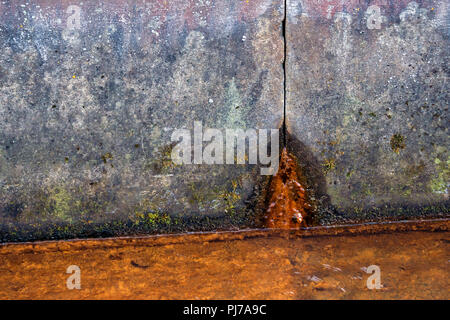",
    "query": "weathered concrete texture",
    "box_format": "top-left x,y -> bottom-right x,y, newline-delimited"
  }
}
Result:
287,0 -> 449,223
0,0 -> 284,241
